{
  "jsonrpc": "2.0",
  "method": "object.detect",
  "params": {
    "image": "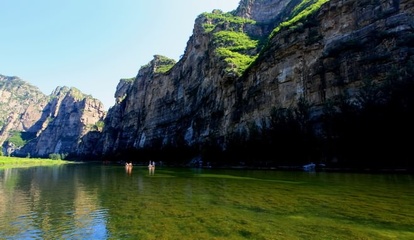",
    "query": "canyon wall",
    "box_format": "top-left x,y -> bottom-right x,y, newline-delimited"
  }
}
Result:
98,0 -> 414,161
